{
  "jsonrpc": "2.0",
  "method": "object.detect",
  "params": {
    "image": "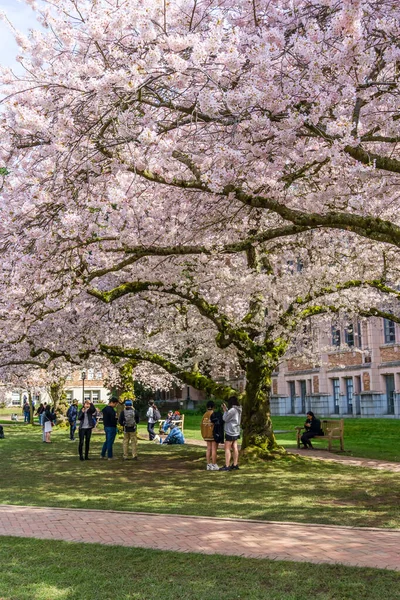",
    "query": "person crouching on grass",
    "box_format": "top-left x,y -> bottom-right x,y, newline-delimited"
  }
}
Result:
219,397 -> 242,471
